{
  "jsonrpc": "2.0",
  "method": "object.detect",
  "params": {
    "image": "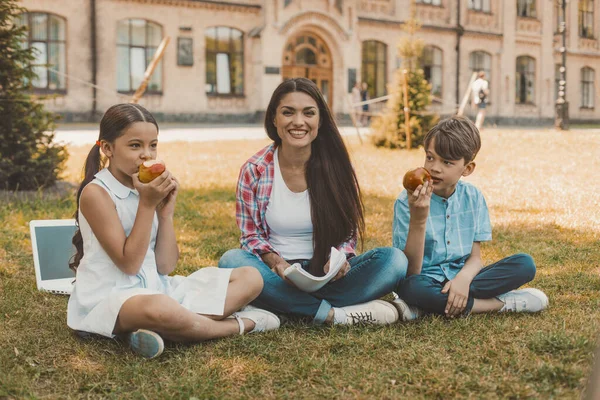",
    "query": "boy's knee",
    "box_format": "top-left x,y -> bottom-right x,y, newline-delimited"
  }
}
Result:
516,253 -> 536,281
218,249 -> 247,269
398,274 -> 431,297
